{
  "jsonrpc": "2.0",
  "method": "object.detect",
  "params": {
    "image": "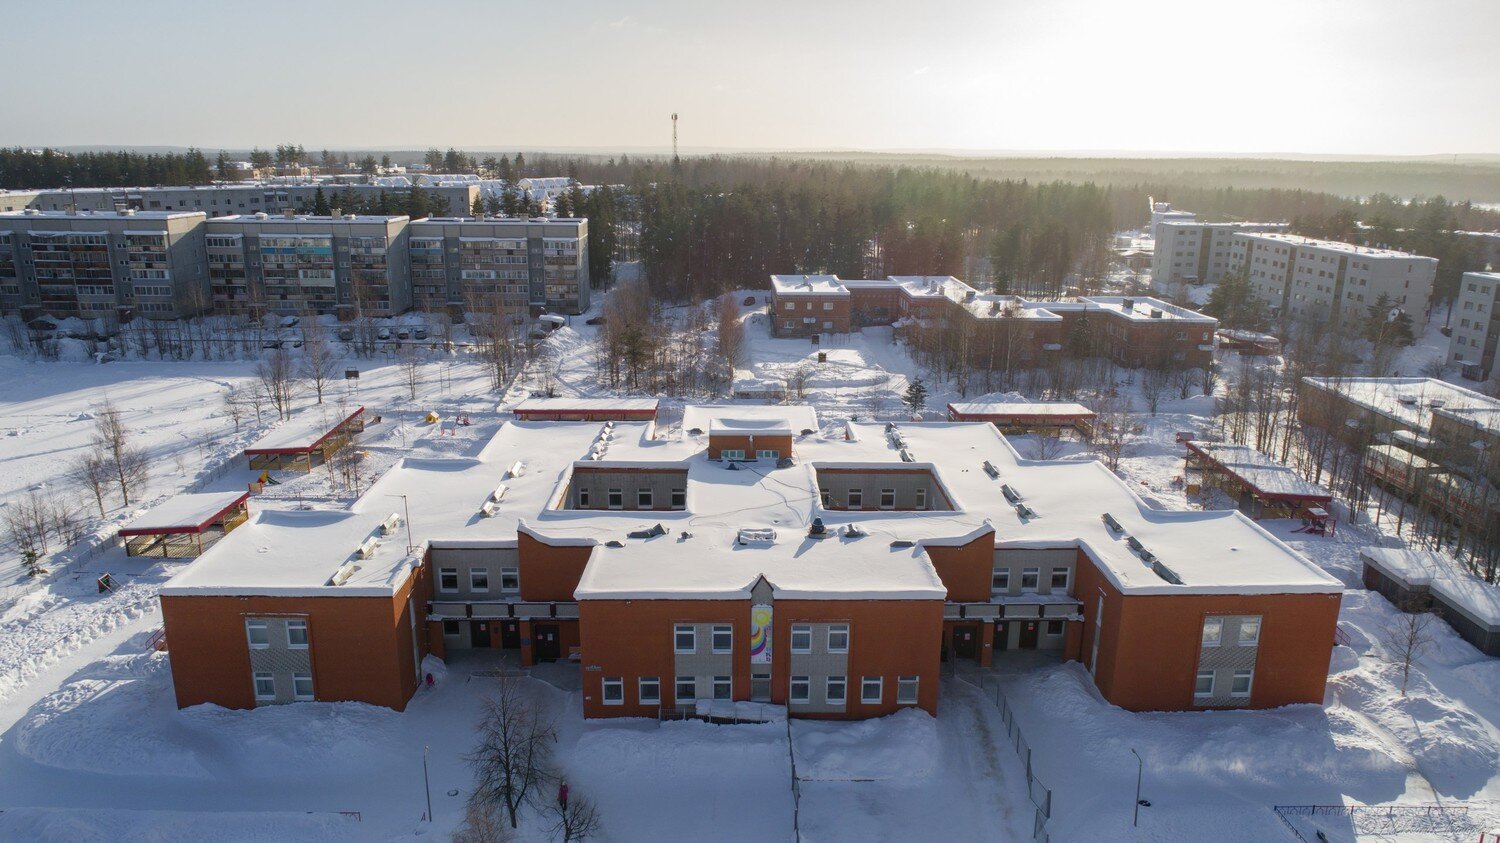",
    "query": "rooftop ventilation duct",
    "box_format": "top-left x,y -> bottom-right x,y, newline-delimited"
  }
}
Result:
356,536 -> 380,559
736,527 -> 777,545
628,523 -> 667,539
379,512 -> 403,536
1101,512 -> 1124,533
982,461 -> 1000,478
1001,484 -> 1022,504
